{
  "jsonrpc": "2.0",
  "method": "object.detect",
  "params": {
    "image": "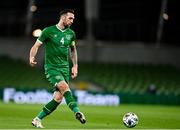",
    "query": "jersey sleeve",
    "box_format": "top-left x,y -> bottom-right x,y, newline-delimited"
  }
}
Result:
70,31 -> 76,47
37,28 -> 48,44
